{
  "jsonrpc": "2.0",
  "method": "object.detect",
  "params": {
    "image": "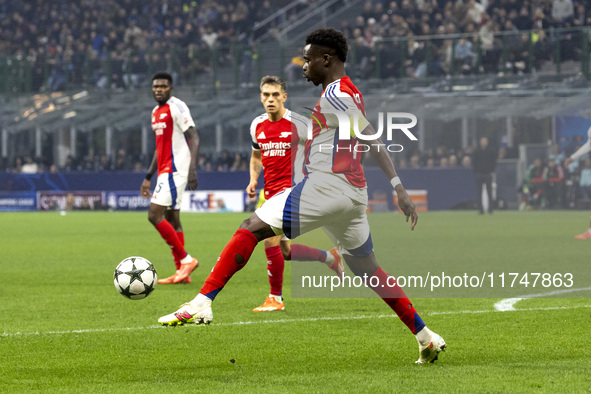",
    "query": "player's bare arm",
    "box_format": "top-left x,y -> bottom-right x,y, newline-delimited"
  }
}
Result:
141,152 -> 158,198
362,123 -> 418,230
184,126 -> 199,190
247,149 -> 263,198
